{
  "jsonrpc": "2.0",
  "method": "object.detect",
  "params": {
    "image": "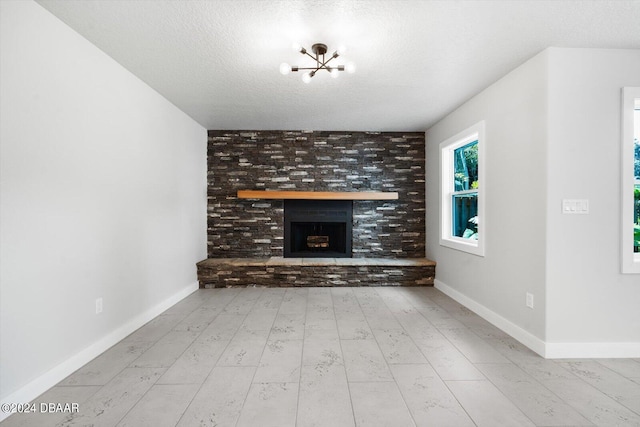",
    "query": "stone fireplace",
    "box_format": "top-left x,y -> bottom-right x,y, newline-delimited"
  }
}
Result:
198,130 -> 435,287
